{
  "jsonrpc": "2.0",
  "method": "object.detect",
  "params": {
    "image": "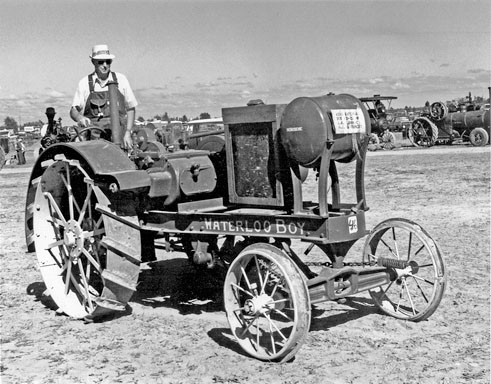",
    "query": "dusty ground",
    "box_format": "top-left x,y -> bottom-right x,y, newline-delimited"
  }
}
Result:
1,143 -> 490,384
